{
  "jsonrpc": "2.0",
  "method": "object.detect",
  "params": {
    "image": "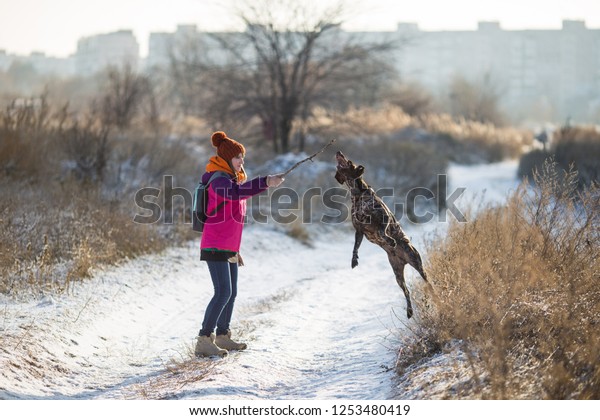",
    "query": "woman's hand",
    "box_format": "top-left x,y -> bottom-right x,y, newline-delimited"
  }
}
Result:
266,174 -> 285,188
